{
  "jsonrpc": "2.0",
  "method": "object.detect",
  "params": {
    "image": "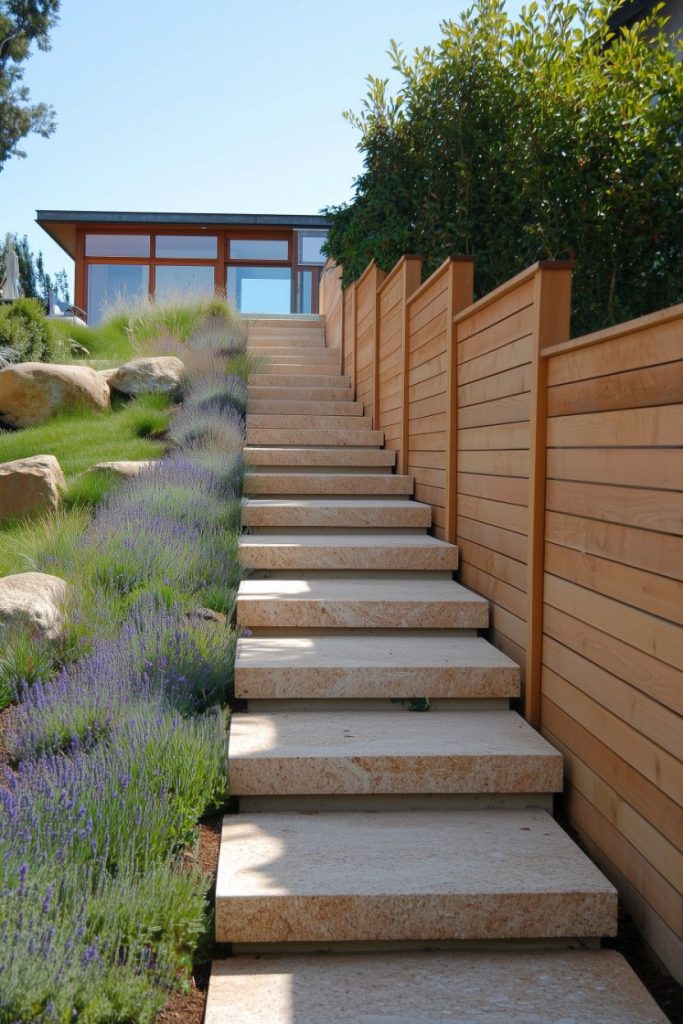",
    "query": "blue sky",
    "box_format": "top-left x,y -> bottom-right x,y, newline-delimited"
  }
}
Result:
0,0 -> 521,288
